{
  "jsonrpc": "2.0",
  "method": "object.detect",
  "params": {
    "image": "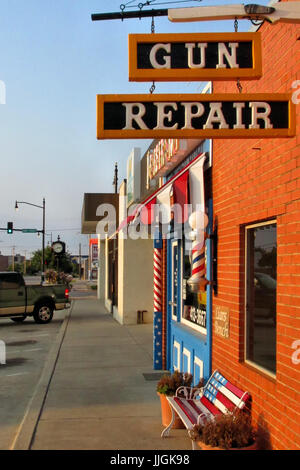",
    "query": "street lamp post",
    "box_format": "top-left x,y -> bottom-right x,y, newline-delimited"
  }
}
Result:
15,198 -> 46,282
